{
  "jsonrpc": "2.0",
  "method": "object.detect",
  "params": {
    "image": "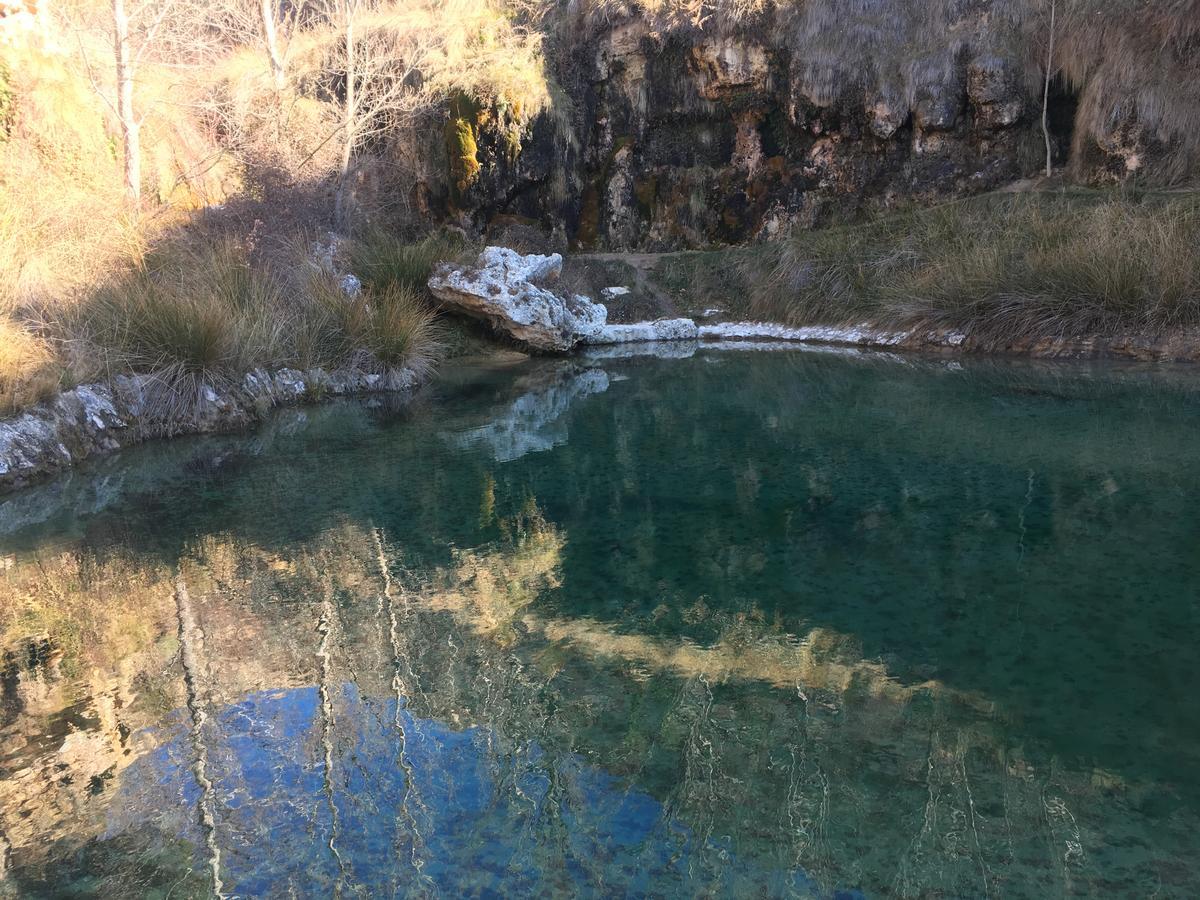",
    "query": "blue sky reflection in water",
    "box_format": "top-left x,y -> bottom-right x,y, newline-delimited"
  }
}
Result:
1,347 -> 1200,897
